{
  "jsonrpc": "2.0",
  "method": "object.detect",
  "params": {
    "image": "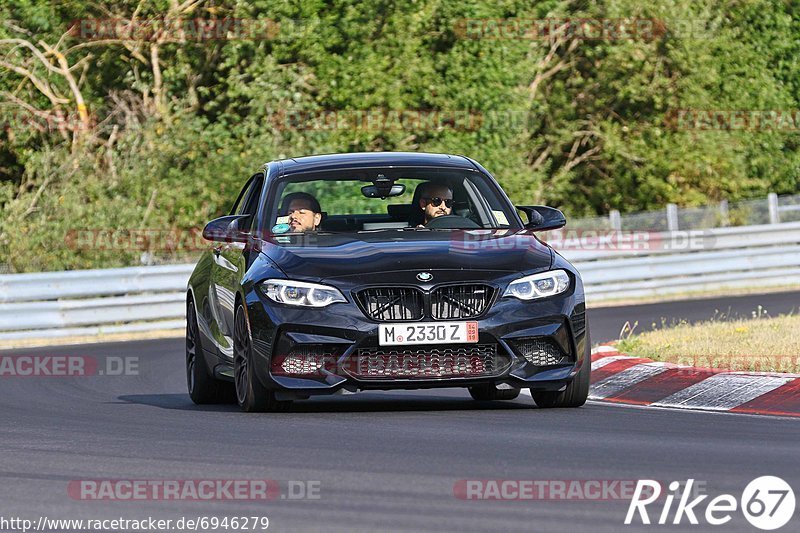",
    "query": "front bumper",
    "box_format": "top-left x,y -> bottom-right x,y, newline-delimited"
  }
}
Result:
241,287 -> 588,400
